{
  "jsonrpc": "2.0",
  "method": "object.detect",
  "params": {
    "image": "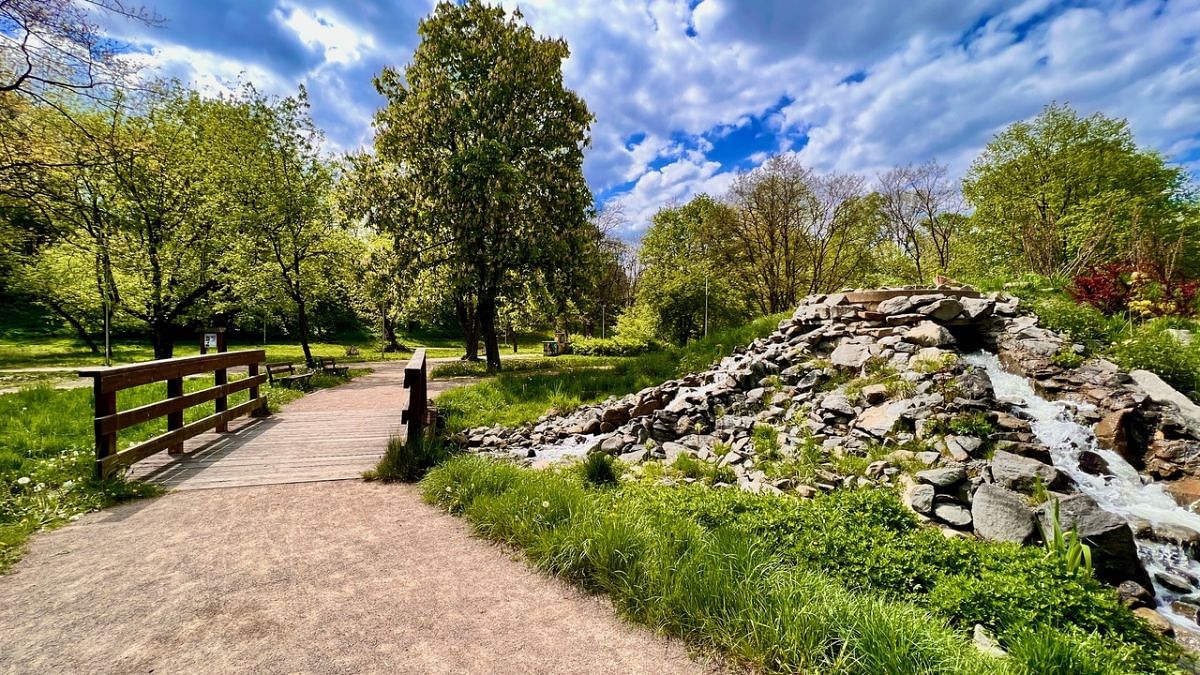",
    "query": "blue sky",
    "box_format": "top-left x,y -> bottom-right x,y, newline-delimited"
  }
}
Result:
101,0 -> 1200,237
